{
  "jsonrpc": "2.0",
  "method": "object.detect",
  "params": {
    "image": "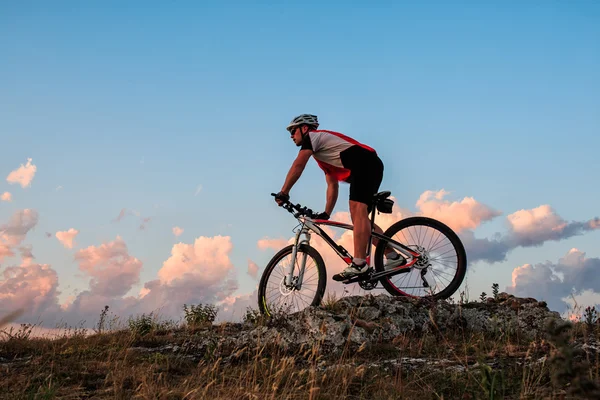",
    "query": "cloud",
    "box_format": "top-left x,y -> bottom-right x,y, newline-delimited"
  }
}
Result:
19,245 -> 34,264
458,230 -> 511,264
56,228 -> 79,249
55,186 -> 63,191
0,244 -> 14,261
74,236 -> 142,298
462,206 -> 600,265
415,190 -> 503,233
257,237 -> 290,251
0,261 -> 61,318
247,260 -> 259,278
216,290 -> 258,322
0,209 -> 39,261
194,185 -> 203,196
1,192 -> 12,202
172,226 -> 184,237
131,235 -> 239,318
157,235 -> 233,286
4,230 -> 243,329
506,205 -> 600,247
507,248 -> 600,314
6,158 -> 37,188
